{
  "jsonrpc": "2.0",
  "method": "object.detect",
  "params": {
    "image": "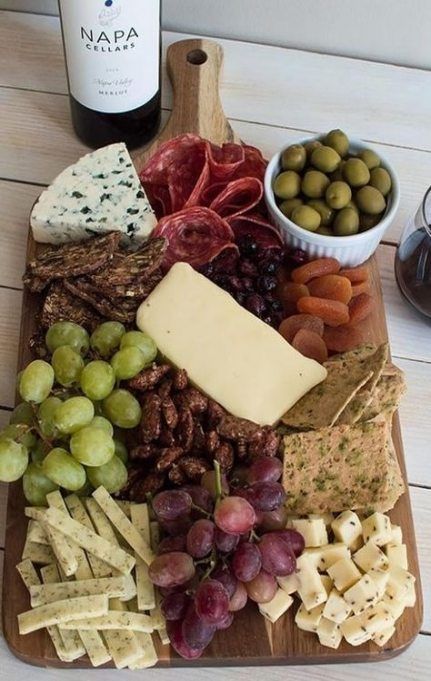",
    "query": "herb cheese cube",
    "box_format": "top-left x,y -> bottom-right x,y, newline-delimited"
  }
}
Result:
340,613 -> 371,646
361,512 -> 392,546
316,617 -> 342,649
385,542 -> 408,569
308,512 -> 334,527
327,558 -> 361,594
372,624 -> 396,647
294,602 -> 324,632
321,574 -> 333,596
390,524 -> 403,545
296,555 -> 328,610
362,602 -> 395,635
322,589 -> 352,624
291,518 -> 328,547
353,541 -> 389,572
380,593 -> 405,621
367,568 -> 389,599
343,574 -> 380,615
258,589 -> 293,623
331,511 -> 362,548
277,572 -> 300,594
404,582 -> 417,608
386,565 -> 415,600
